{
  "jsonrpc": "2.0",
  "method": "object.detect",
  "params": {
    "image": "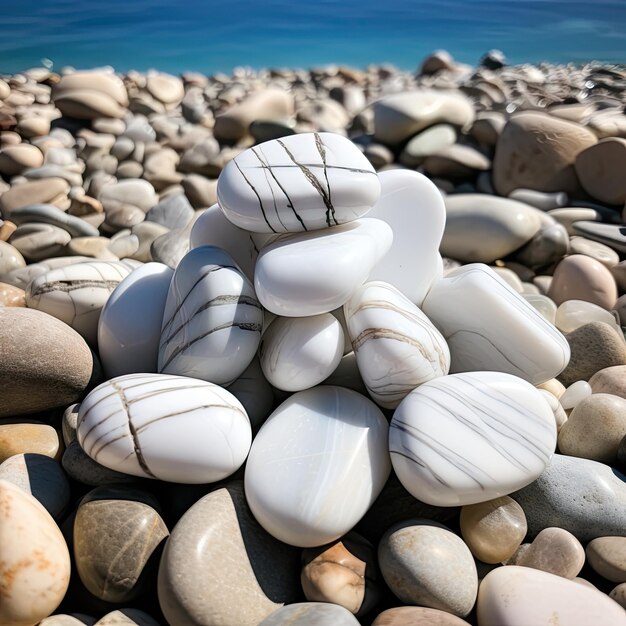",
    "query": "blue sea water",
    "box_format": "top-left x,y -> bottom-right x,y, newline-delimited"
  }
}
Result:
1,0 -> 625,74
